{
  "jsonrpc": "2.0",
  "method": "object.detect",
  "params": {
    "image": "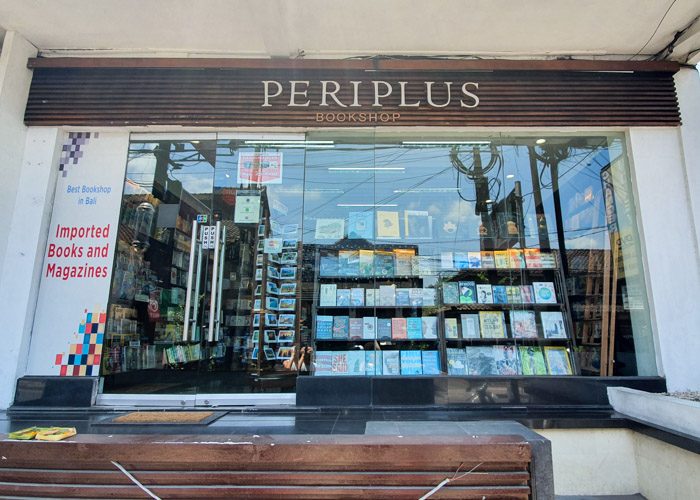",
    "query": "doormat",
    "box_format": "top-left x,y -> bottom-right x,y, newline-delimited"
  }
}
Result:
107,411 -> 220,425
